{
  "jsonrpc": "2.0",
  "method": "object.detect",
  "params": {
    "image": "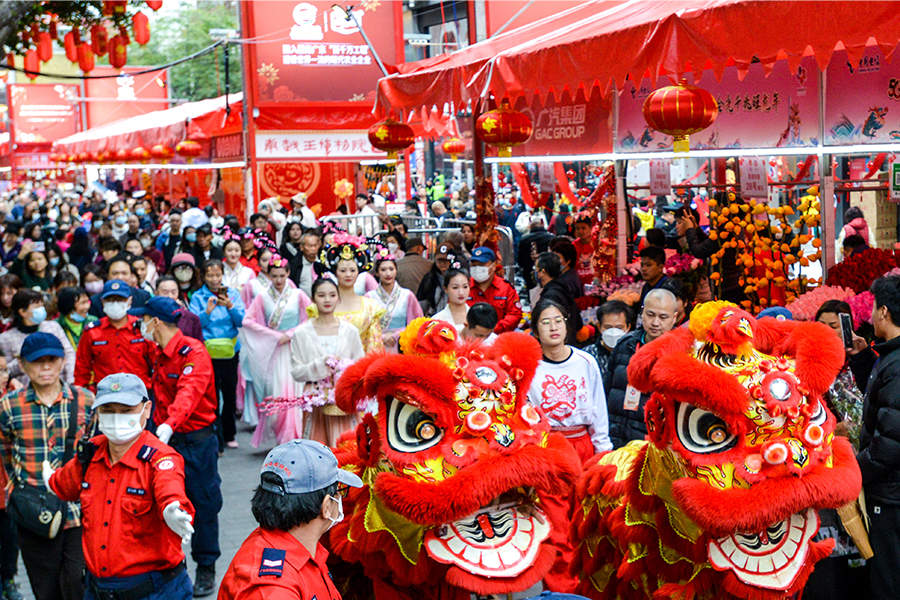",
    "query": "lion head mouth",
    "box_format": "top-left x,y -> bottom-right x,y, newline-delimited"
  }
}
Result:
708,508 -> 819,590
424,488 -> 550,578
